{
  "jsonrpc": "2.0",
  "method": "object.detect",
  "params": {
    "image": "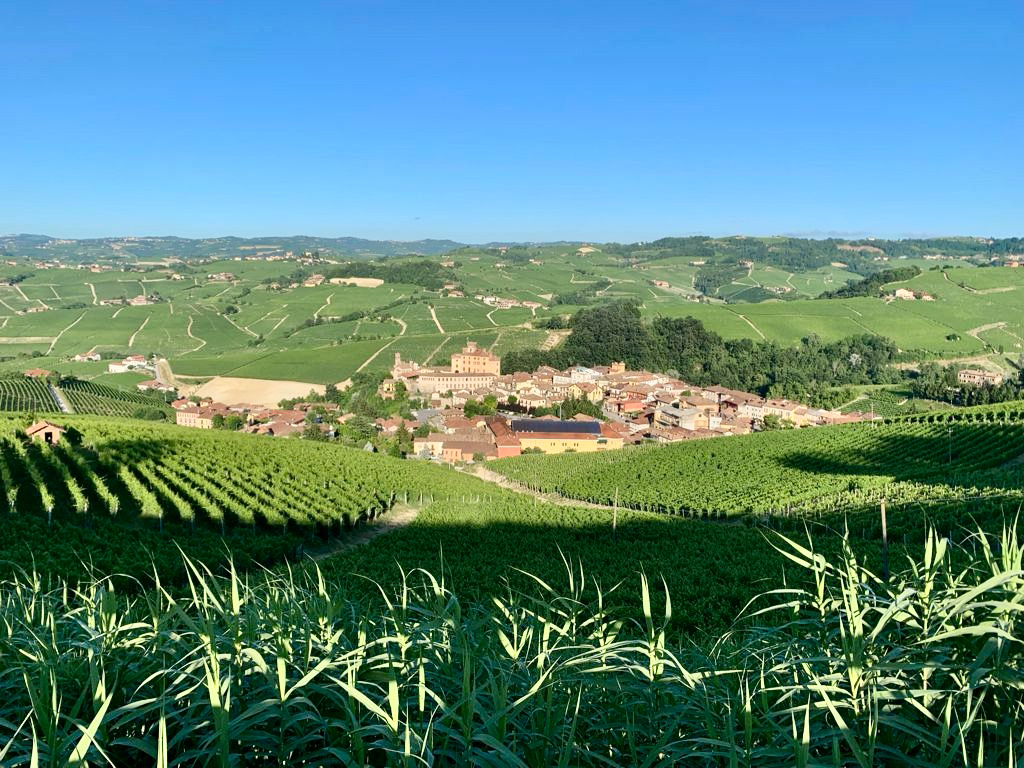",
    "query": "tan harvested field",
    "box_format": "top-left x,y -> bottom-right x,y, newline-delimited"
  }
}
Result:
191,376 -> 325,407
328,277 -> 384,287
